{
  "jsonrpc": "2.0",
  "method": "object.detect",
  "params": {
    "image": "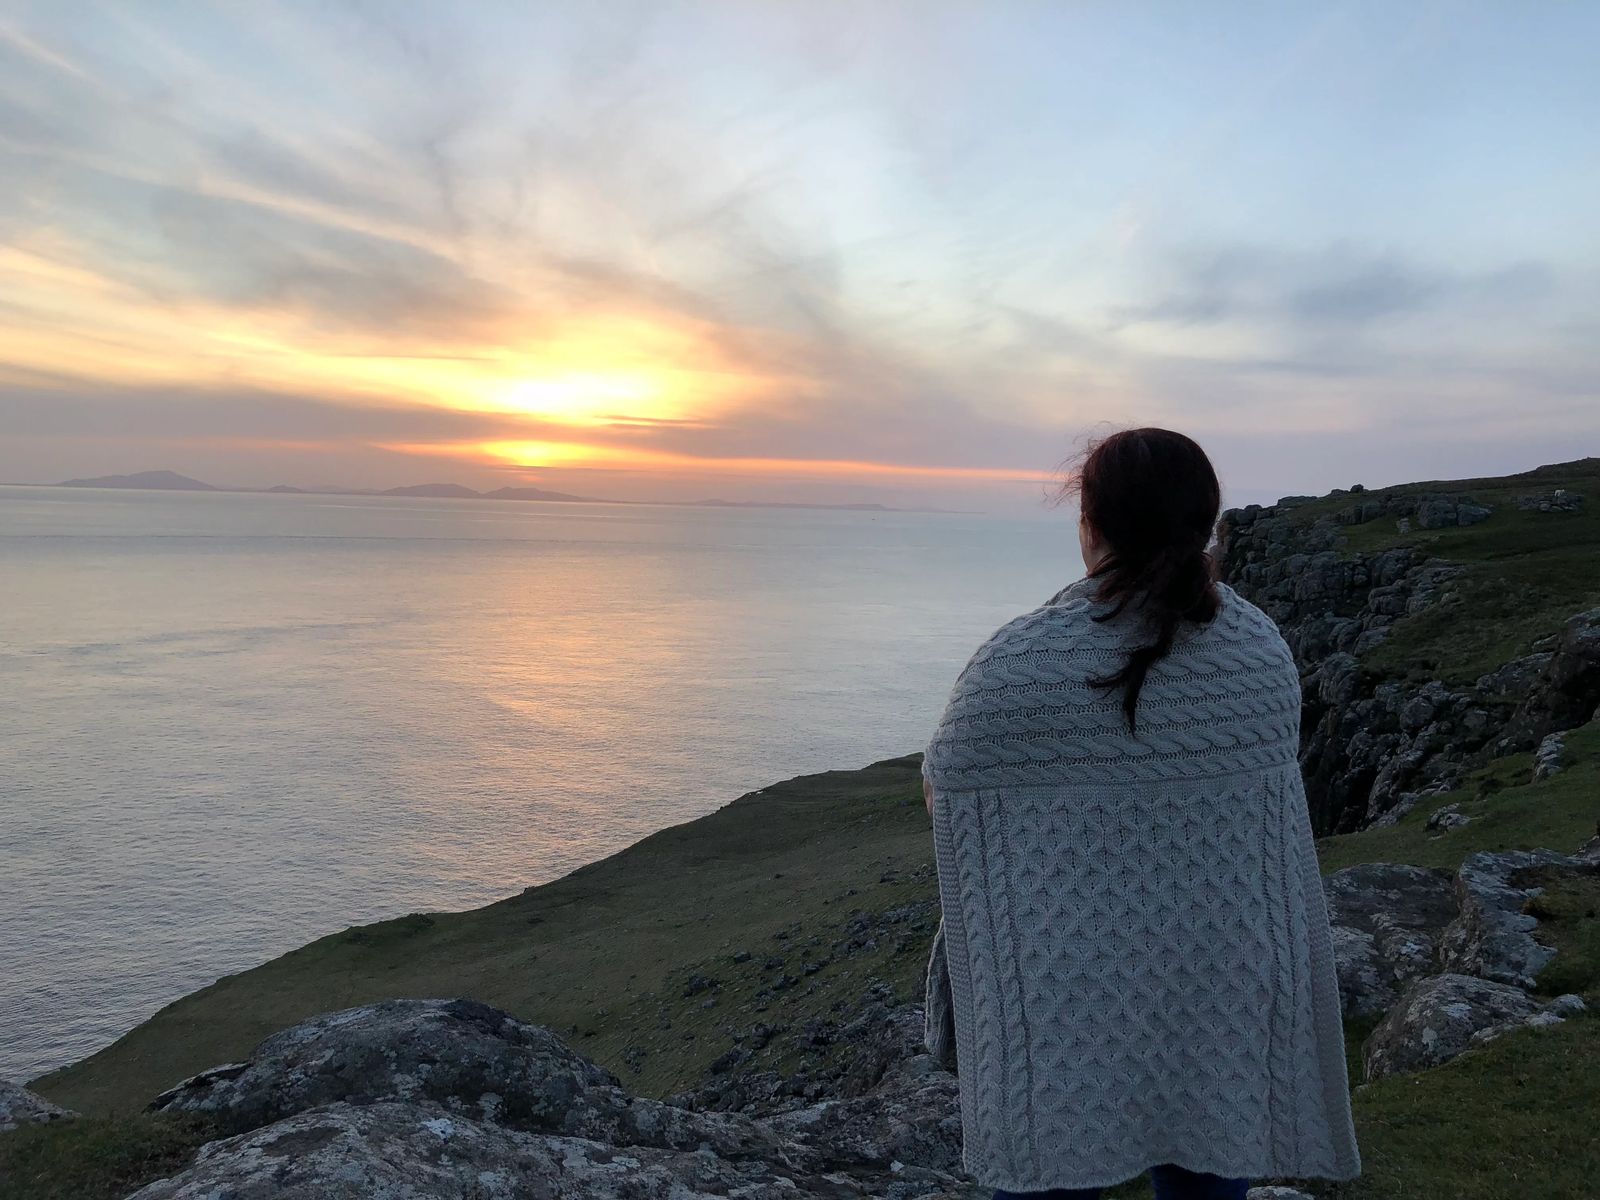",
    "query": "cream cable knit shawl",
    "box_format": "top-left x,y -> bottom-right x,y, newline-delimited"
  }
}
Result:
922,577 -> 1360,1191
